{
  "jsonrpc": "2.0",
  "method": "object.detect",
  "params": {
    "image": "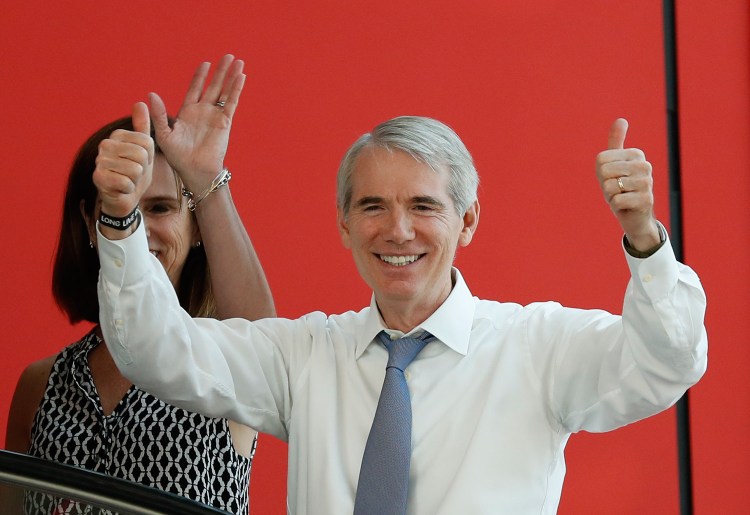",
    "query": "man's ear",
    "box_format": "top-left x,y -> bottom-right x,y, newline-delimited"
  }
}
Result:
458,200 -> 480,247
337,207 -> 352,249
80,199 -> 97,246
